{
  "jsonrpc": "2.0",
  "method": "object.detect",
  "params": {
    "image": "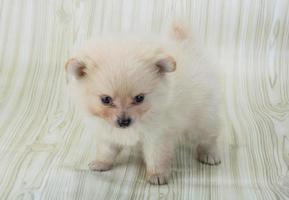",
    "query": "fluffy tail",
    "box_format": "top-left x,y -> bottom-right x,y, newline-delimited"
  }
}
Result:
169,21 -> 192,41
